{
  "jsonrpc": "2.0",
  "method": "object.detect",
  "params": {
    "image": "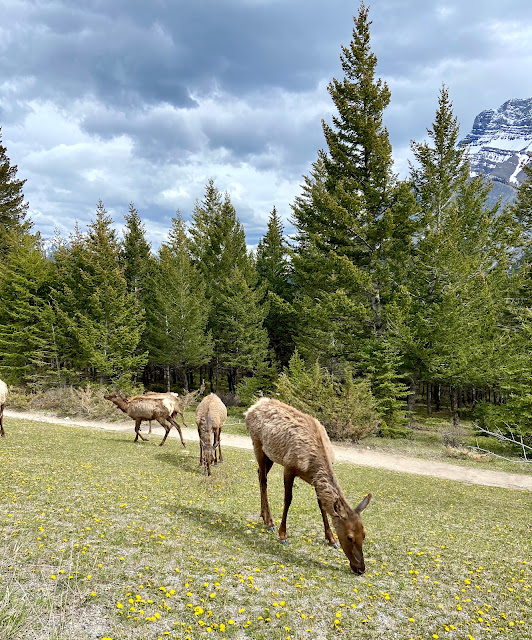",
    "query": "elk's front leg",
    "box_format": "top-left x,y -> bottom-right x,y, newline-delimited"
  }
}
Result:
317,496 -> 337,547
278,468 -> 296,543
135,419 -> 149,442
